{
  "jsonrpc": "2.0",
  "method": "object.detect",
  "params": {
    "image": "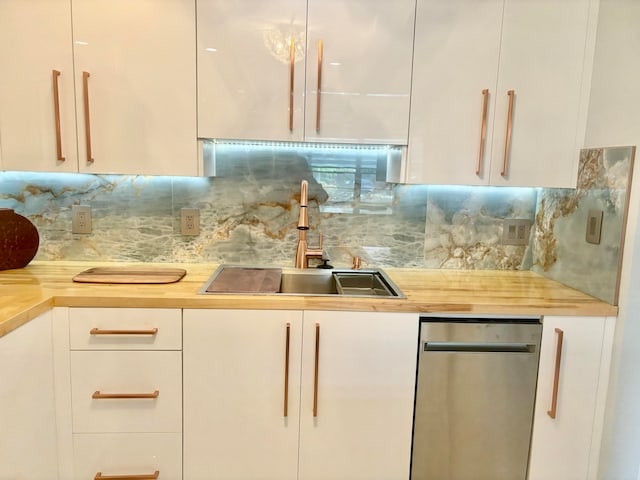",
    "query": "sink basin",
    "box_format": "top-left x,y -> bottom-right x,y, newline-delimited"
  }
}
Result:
199,265 -> 404,298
